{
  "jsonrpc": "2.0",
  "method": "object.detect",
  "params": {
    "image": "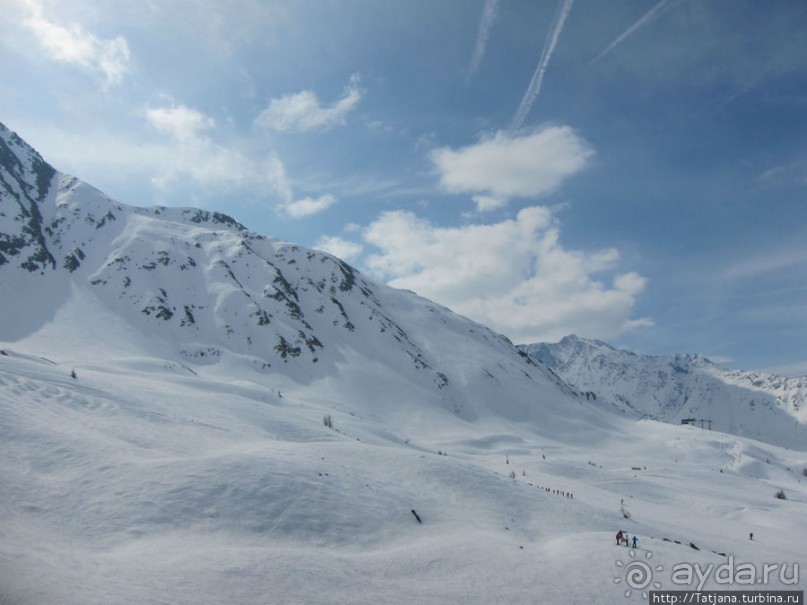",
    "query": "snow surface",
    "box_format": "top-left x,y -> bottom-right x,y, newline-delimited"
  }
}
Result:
1,339 -> 805,604
1,121 -> 805,603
